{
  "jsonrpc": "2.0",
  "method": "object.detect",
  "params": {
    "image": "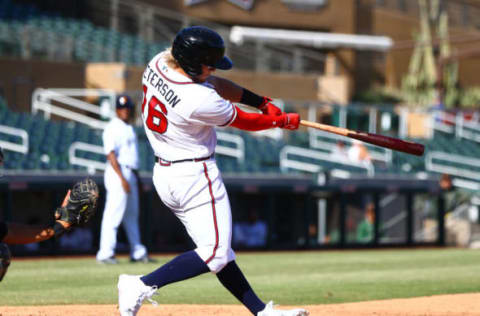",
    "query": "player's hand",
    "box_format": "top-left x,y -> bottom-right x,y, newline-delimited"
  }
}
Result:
55,190 -> 71,221
279,113 -> 300,130
121,178 -> 131,193
55,190 -> 72,228
259,97 -> 282,116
